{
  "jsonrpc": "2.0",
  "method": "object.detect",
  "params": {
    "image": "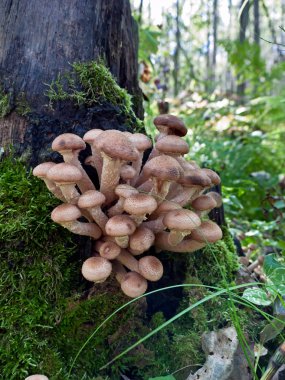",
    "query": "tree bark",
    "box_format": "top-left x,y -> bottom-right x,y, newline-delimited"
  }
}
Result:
212,0 -> 219,86
0,0 -> 143,163
237,0 -> 250,99
253,0 -> 260,45
173,0 -> 181,97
